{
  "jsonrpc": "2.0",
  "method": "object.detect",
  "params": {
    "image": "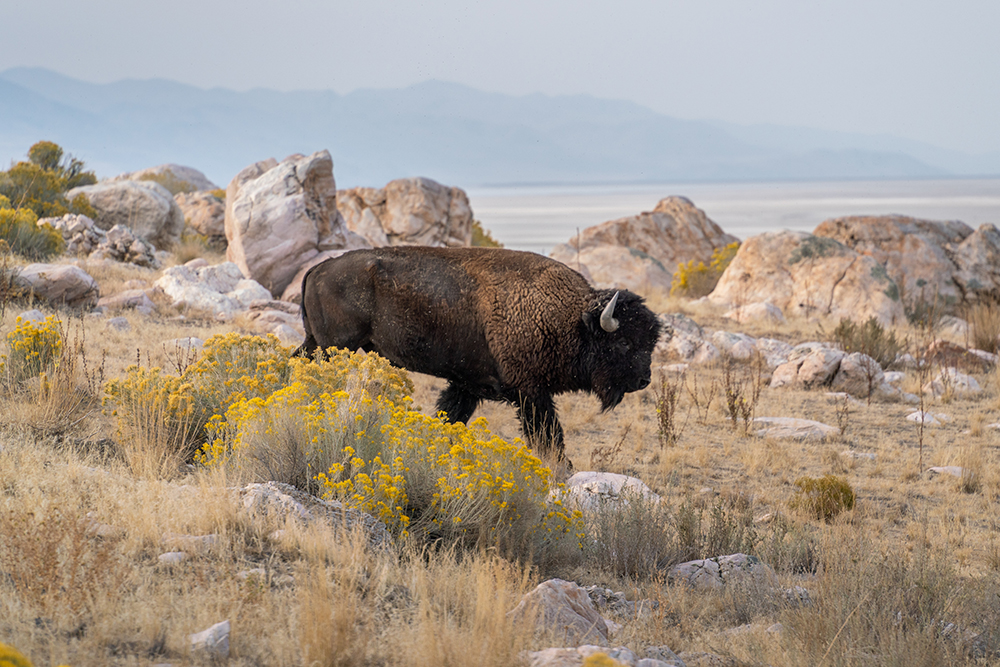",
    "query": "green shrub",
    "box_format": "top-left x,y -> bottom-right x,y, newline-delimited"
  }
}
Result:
1,315 -> 63,386
791,475 -> 855,521
0,196 -> 65,260
471,220 -> 503,248
0,141 -> 97,221
831,316 -> 903,368
670,241 -> 739,298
